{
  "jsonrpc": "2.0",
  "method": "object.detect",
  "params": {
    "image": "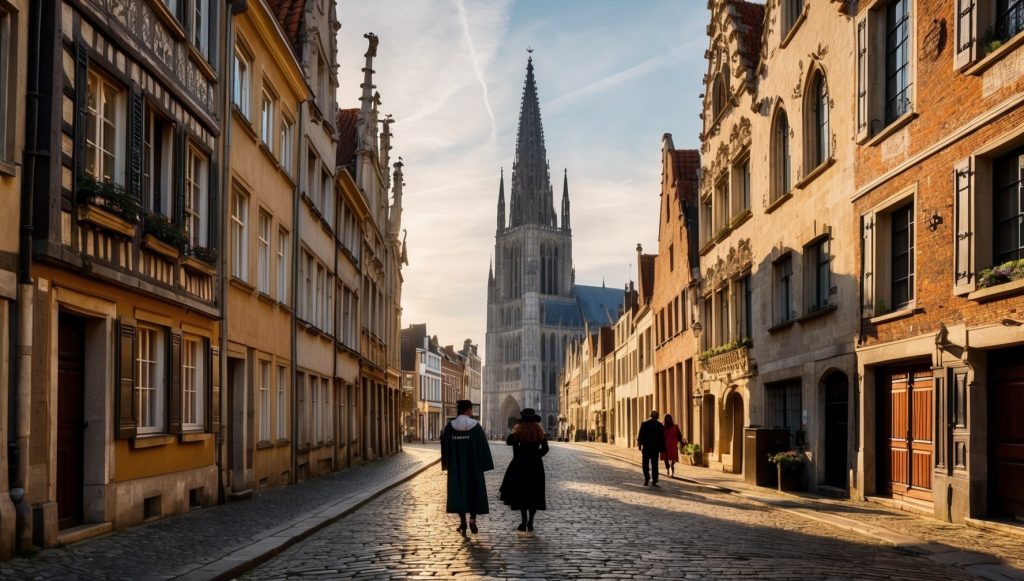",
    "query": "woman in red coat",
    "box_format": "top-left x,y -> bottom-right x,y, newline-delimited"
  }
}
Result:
662,414 -> 683,477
